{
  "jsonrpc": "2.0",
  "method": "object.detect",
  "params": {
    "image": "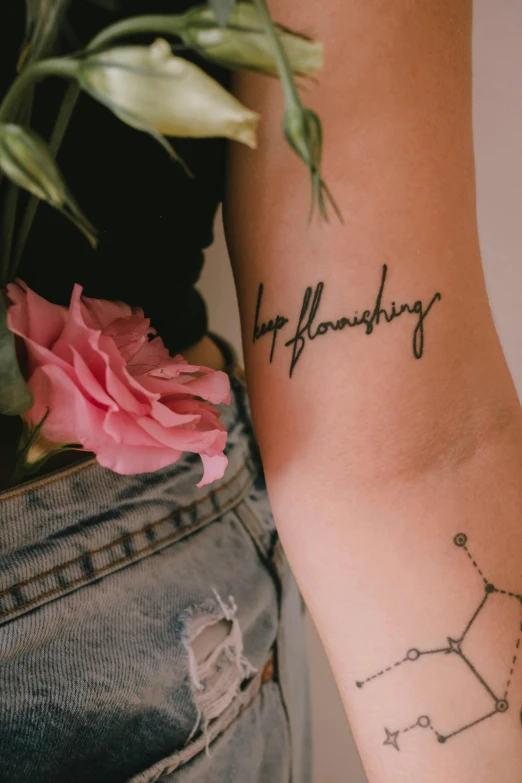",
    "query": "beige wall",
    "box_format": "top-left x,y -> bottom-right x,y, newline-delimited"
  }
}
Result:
198,1 -> 522,779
